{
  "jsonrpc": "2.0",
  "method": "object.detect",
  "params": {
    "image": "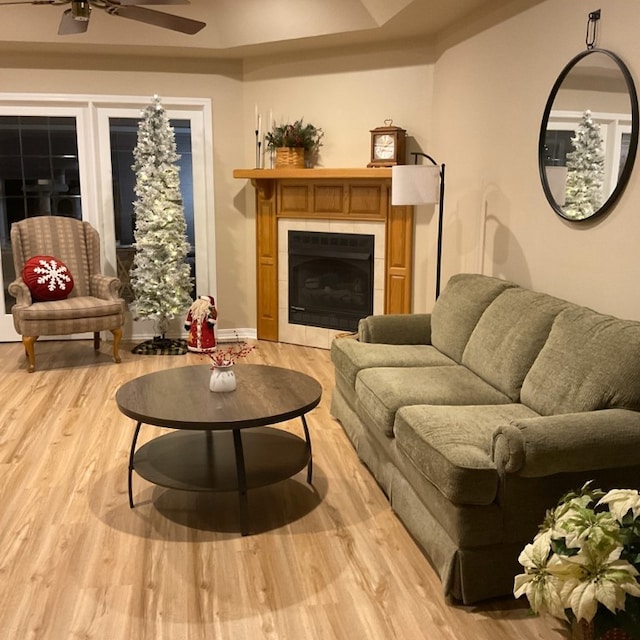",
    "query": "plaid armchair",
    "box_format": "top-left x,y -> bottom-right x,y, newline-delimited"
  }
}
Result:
8,216 -> 126,373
